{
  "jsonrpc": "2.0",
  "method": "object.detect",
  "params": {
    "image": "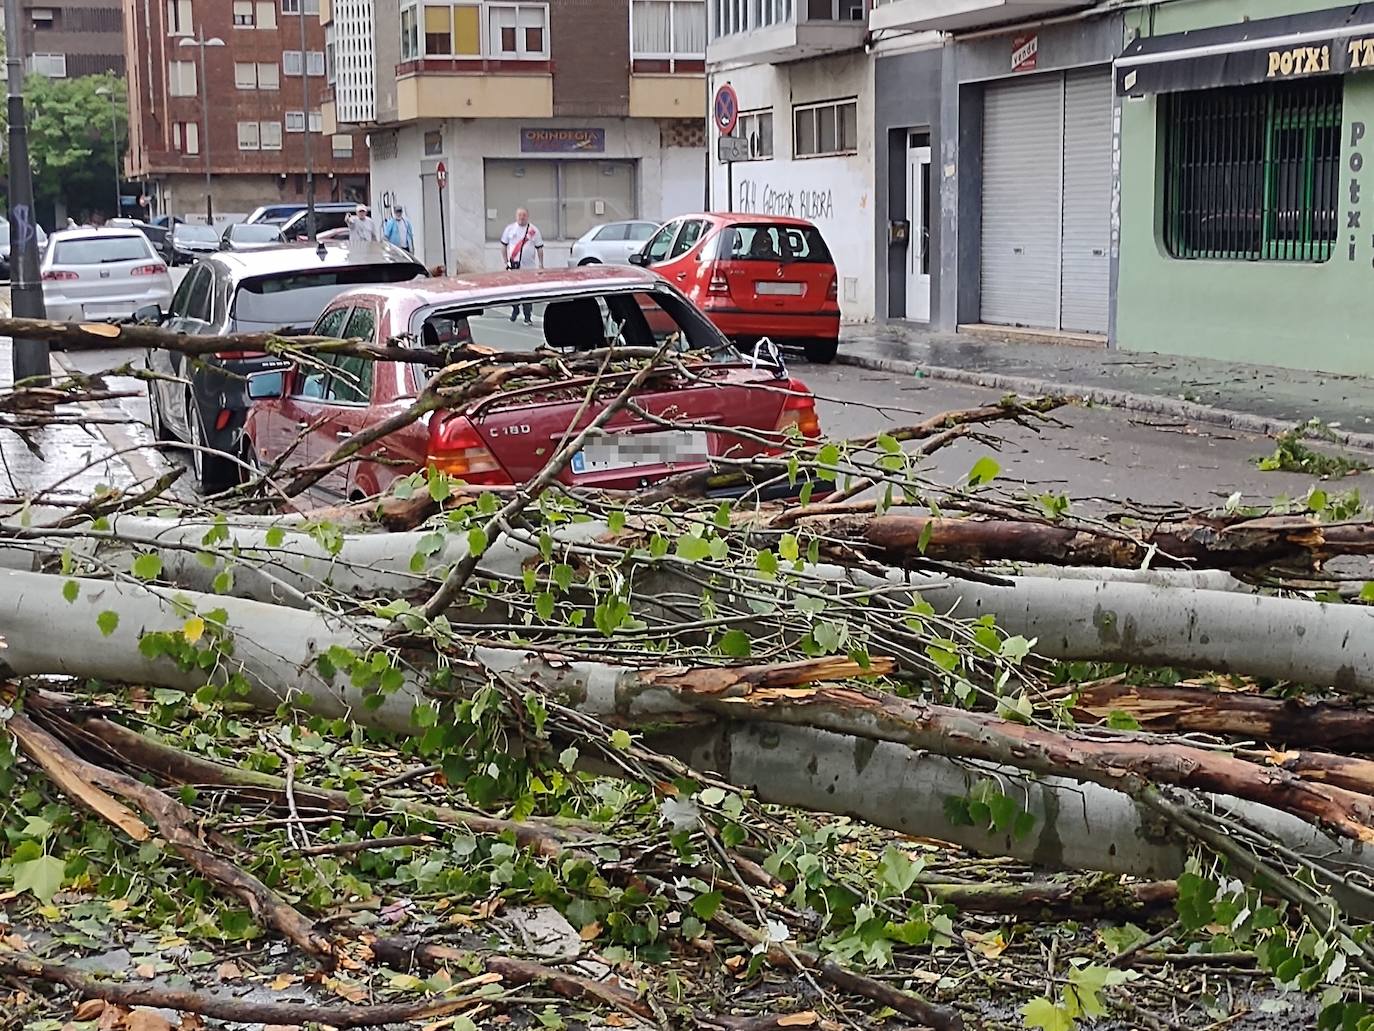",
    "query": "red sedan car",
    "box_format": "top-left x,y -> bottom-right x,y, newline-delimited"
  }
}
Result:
242,266 -> 823,501
629,214 -> 841,363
